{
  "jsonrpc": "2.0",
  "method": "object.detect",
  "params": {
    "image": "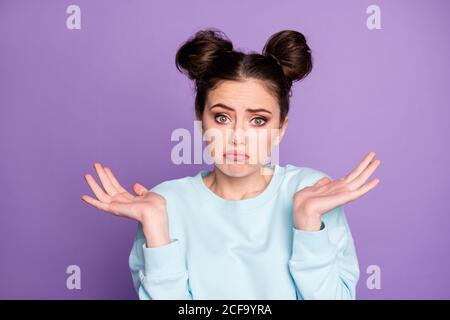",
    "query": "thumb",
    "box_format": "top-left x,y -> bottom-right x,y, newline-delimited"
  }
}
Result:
314,177 -> 331,187
133,183 -> 149,196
